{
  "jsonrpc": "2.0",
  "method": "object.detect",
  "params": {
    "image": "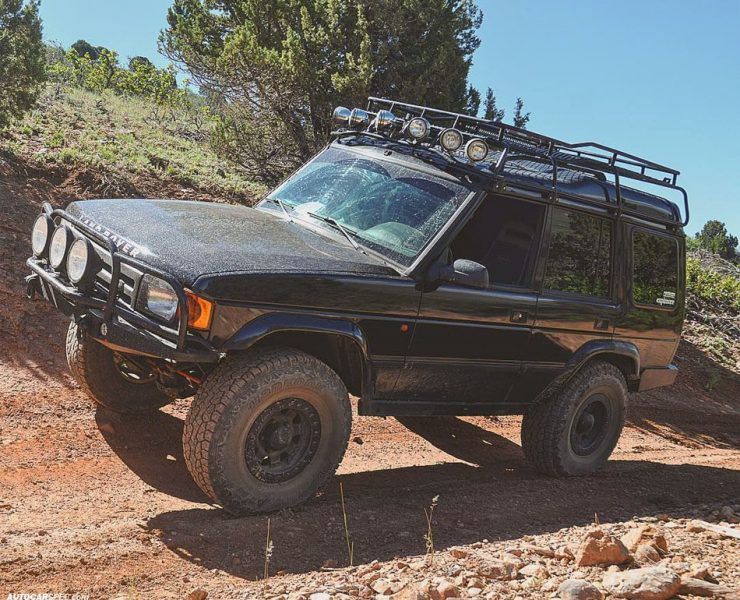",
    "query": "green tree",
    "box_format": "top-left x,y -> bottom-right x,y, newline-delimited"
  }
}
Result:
483,87 -> 504,121
695,220 -> 738,260
0,0 -> 45,129
71,39 -> 101,60
160,0 -> 483,181
513,97 -> 530,129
